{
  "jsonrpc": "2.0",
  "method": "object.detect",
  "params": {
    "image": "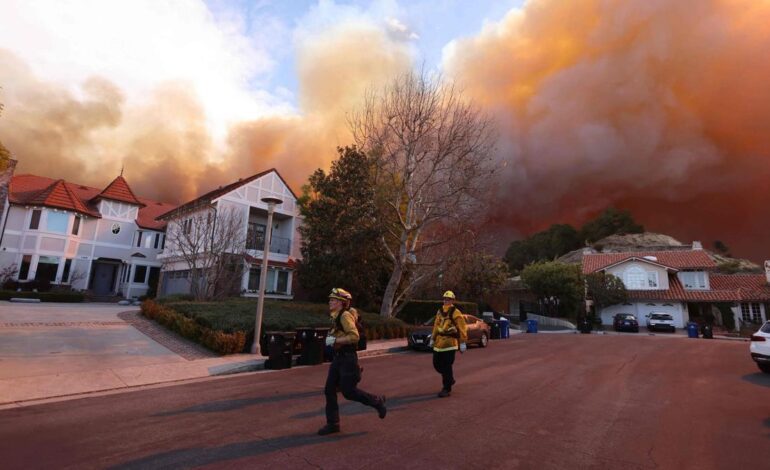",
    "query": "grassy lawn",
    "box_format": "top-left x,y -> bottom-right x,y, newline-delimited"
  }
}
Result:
161,298 -> 408,335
